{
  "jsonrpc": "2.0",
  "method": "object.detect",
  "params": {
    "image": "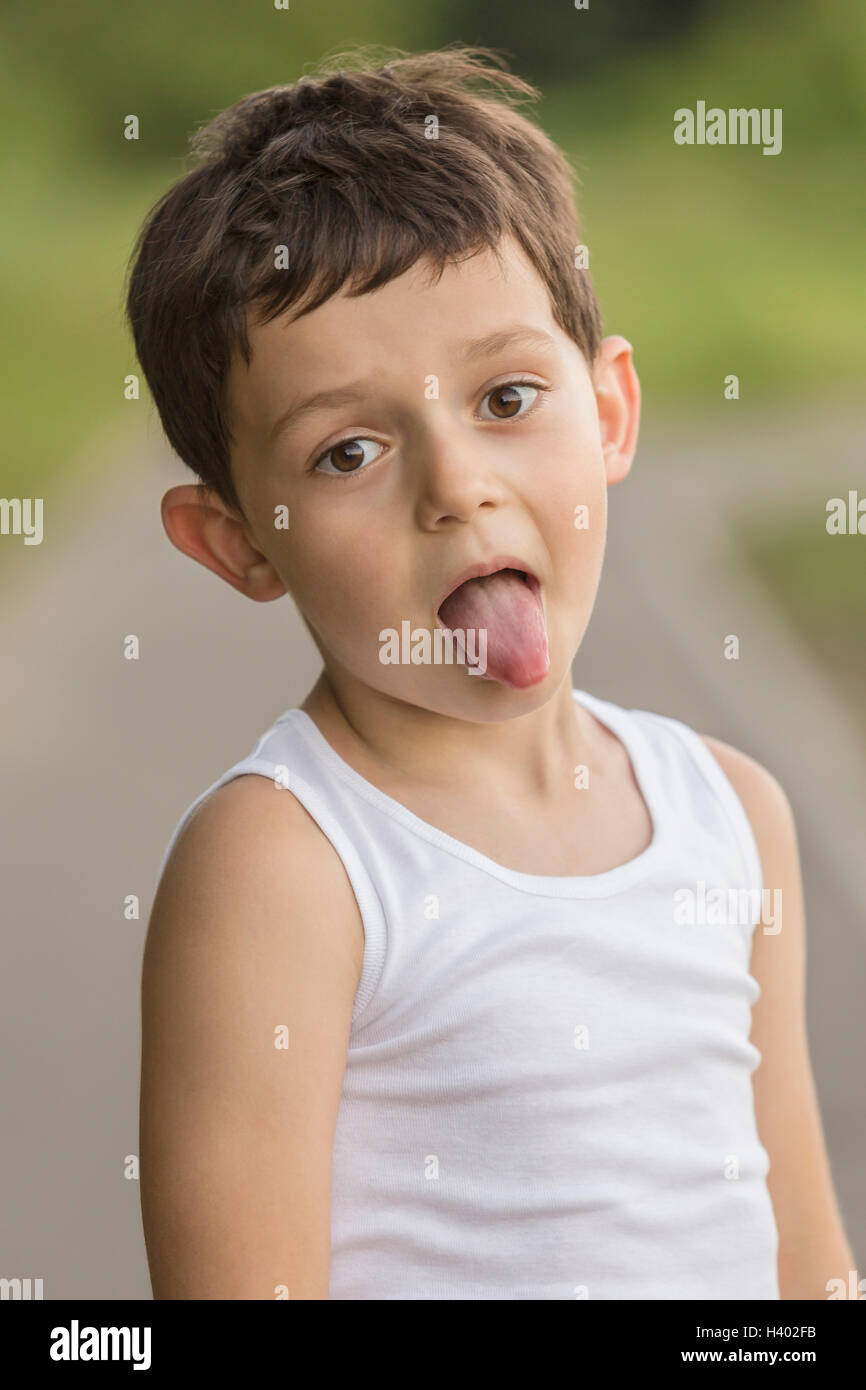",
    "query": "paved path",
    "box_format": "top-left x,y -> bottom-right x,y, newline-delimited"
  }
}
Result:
1,400 -> 863,1296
